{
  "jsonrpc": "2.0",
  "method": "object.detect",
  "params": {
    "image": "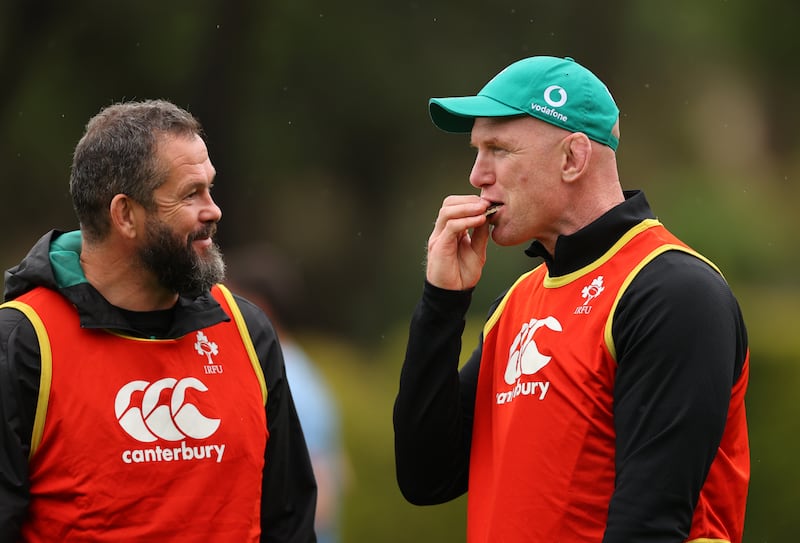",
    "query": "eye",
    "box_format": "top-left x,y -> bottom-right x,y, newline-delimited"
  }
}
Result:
489,144 -> 508,155
184,183 -> 213,200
